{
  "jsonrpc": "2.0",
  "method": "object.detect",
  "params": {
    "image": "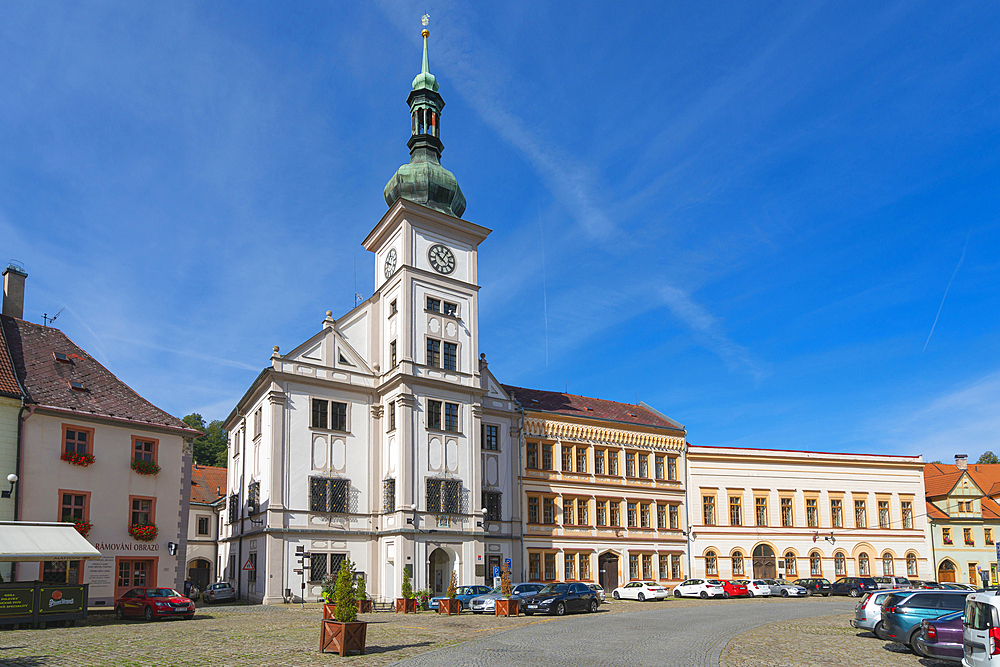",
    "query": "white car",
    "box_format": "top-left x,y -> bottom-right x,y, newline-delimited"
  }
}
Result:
612,581 -> 668,601
672,578 -> 726,599
736,579 -> 772,597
